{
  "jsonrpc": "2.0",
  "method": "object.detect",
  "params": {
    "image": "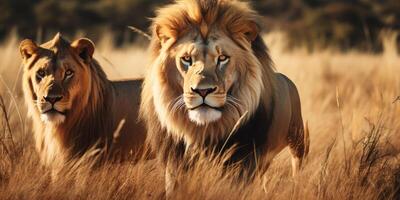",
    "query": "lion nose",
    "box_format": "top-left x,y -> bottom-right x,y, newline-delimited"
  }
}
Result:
44,95 -> 63,104
191,87 -> 217,97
